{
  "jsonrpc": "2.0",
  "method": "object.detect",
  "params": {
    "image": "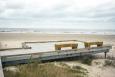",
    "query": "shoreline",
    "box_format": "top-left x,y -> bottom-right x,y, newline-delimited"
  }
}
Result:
0,32 -> 115,35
